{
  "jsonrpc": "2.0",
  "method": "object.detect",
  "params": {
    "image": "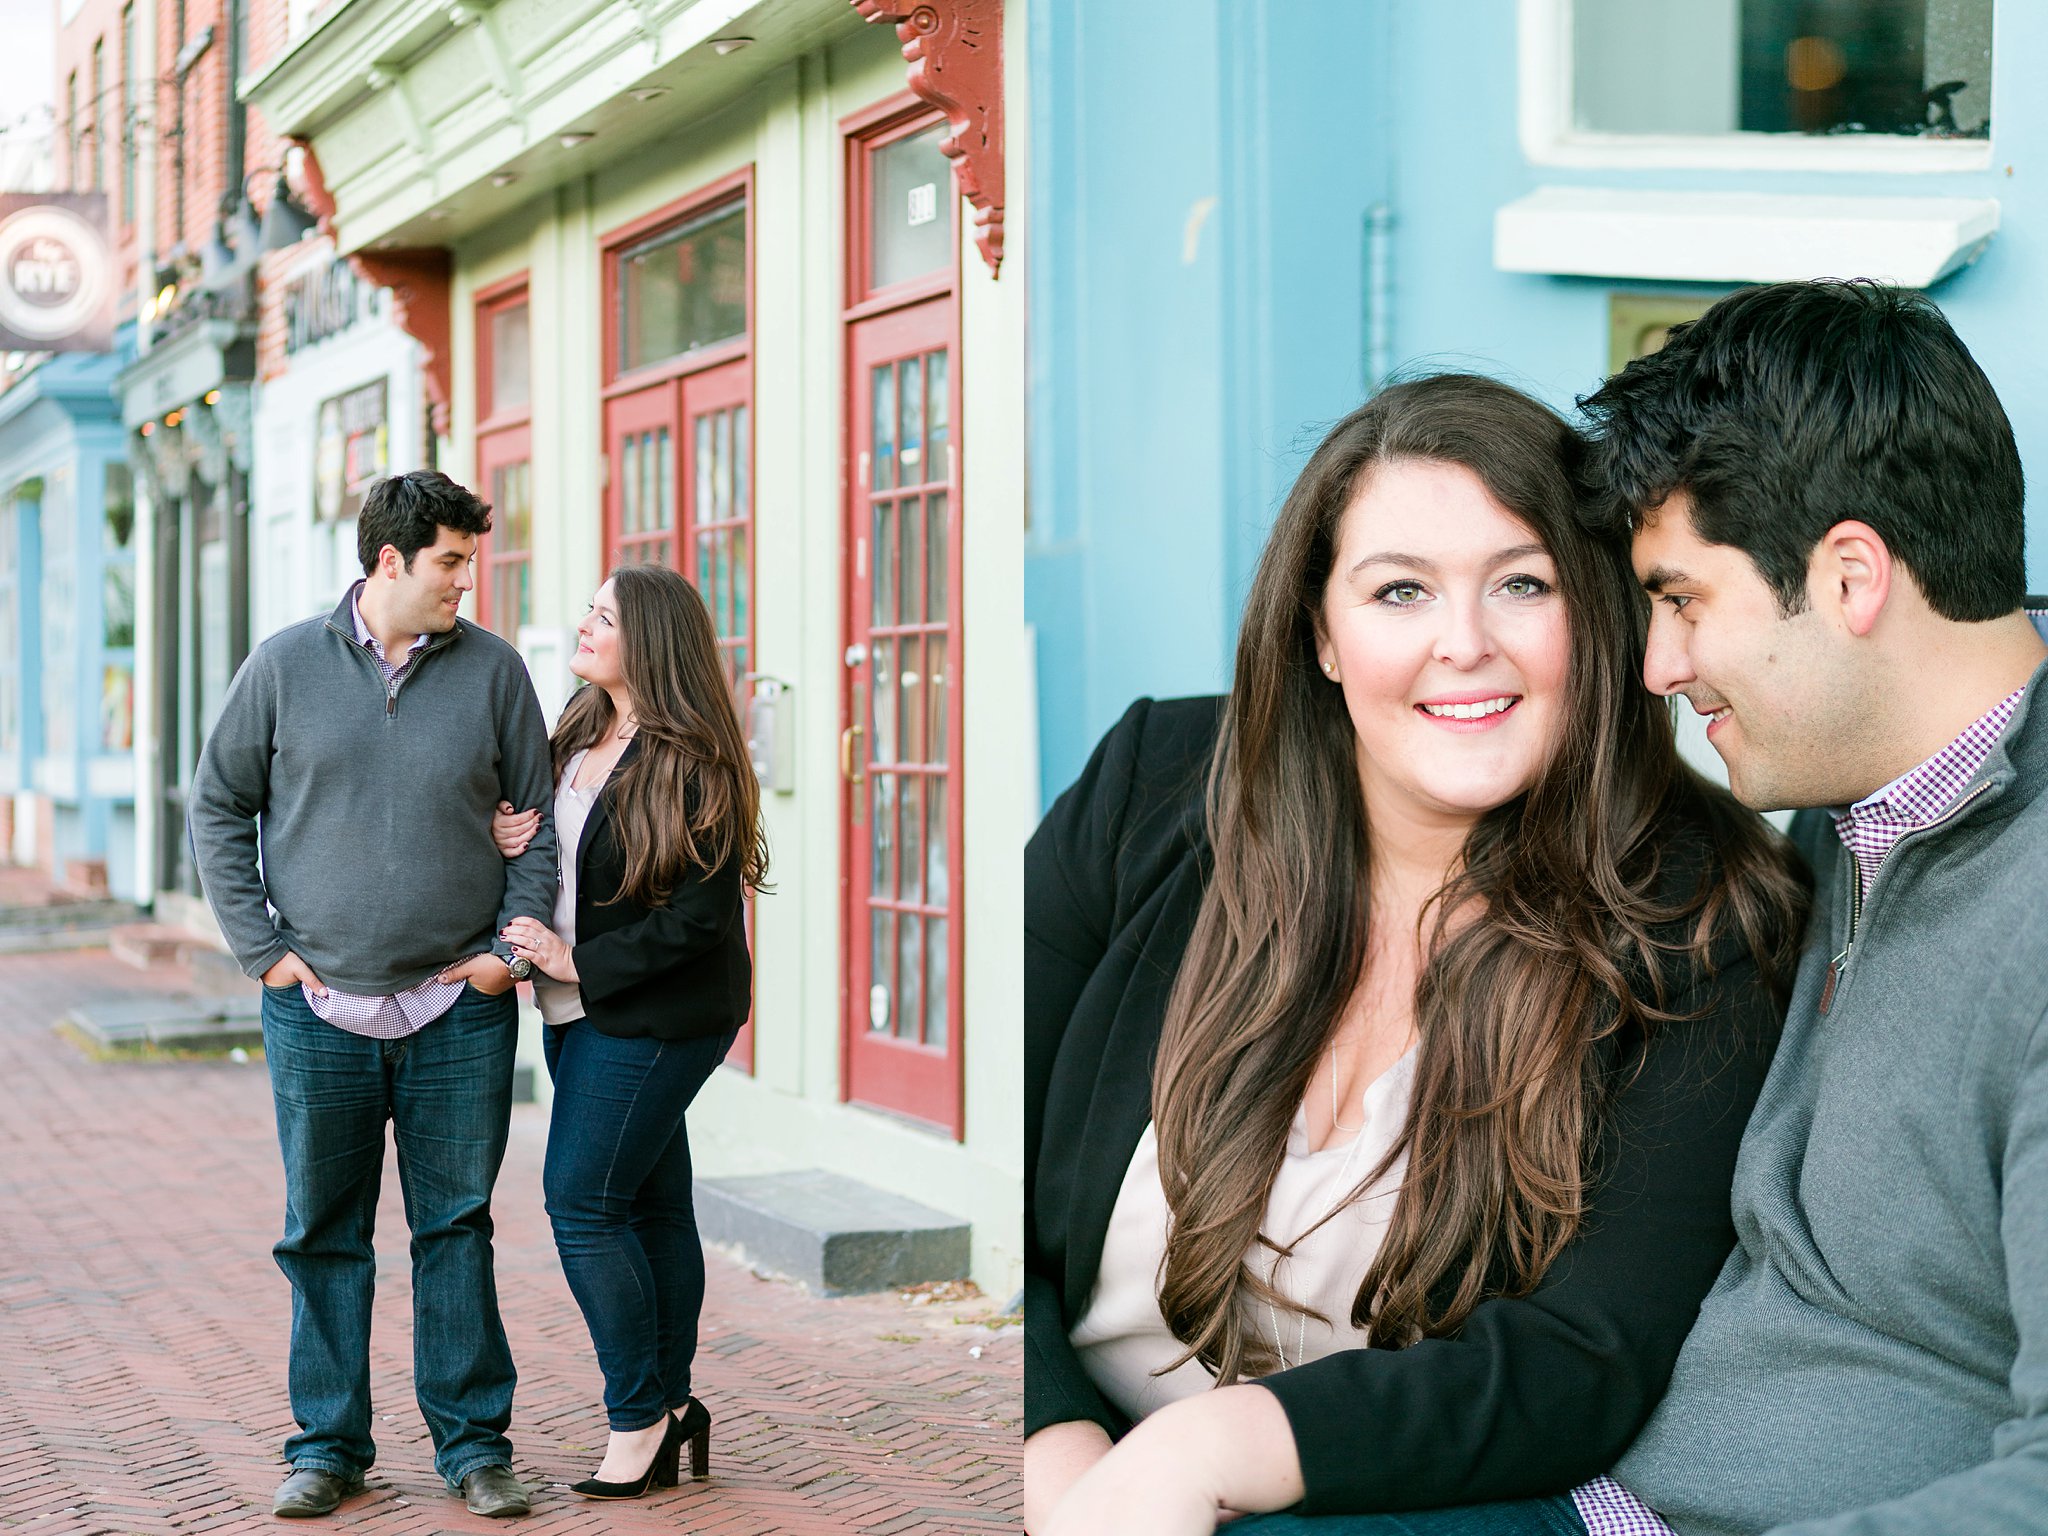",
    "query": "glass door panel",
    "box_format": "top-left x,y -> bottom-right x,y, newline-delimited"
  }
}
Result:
843,295 -> 960,1135
605,386 -> 679,570
477,424 -> 532,641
